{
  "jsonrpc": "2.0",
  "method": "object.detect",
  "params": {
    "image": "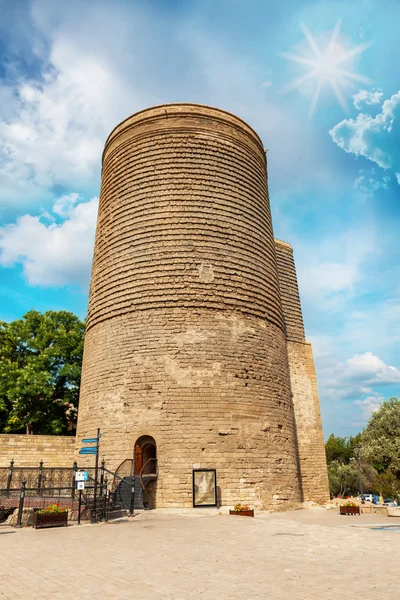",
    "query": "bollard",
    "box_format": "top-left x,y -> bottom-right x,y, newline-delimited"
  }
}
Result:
15,481 -> 26,528
6,459 -> 14,497
100,459 -> 105,489
37,460 -> 43,494
102,477 -> 108,522
72,461 -> 78,499
77,489 -> 82,525
130,479 -> 135,516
